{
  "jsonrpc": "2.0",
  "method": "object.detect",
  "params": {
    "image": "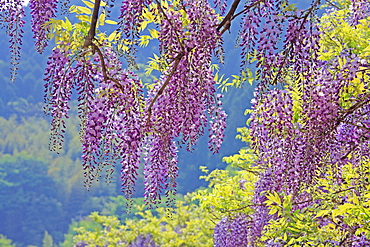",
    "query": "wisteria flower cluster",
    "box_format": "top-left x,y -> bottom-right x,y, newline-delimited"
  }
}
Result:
0,0 -> 25,82
29,0 -> 57,53
43,42 -> 145,204
40,0 -> 227,208
141,0 -> 227,206
213,0 -> 370,245
213,214 -> 249,247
